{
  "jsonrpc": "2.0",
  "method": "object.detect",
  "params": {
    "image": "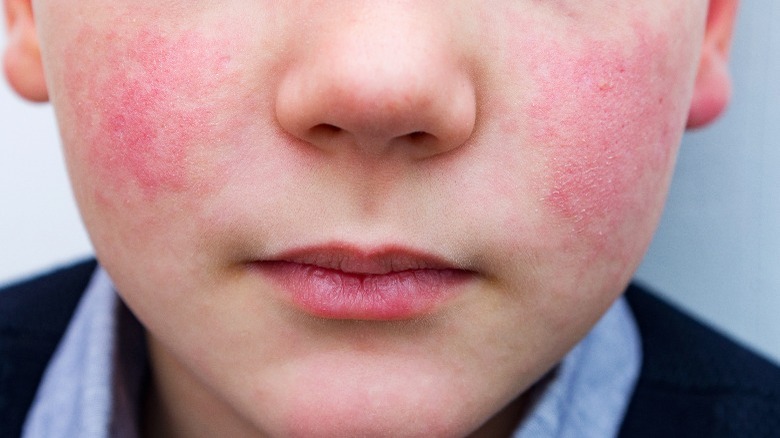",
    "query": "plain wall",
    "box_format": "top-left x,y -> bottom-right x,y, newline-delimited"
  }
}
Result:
1,4 -> 779,363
